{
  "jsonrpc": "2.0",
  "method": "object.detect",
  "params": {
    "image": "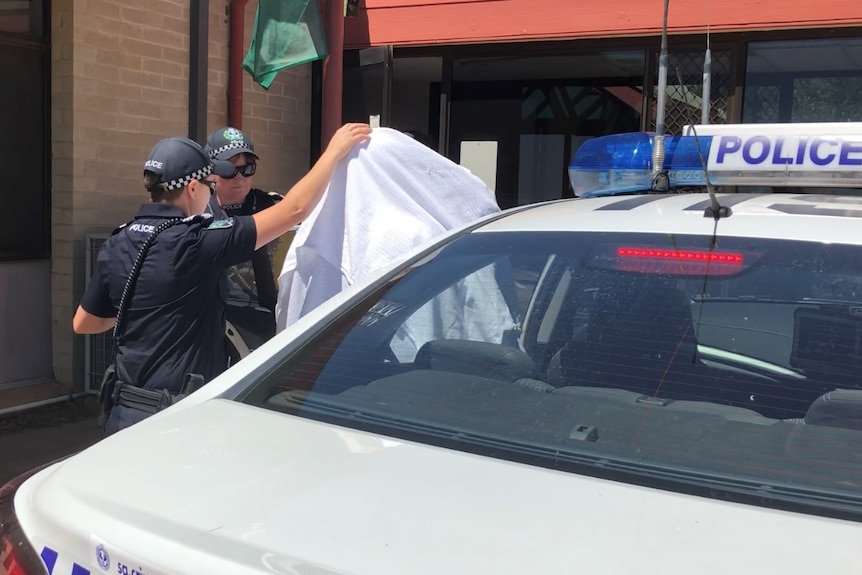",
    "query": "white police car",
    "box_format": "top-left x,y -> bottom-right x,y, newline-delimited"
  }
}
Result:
5,124 -> 862,575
